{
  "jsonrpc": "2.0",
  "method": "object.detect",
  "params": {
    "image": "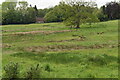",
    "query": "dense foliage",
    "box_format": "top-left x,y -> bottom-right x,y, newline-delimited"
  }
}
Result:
1,0 -> 120,25
102,1 -> 120,20
37,8 -> 53,18
44,0 -> 120,28
44,5 -> 64,22
0,4 -> 2,24
2,1 -> 37,25
58,1 -> 99,28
